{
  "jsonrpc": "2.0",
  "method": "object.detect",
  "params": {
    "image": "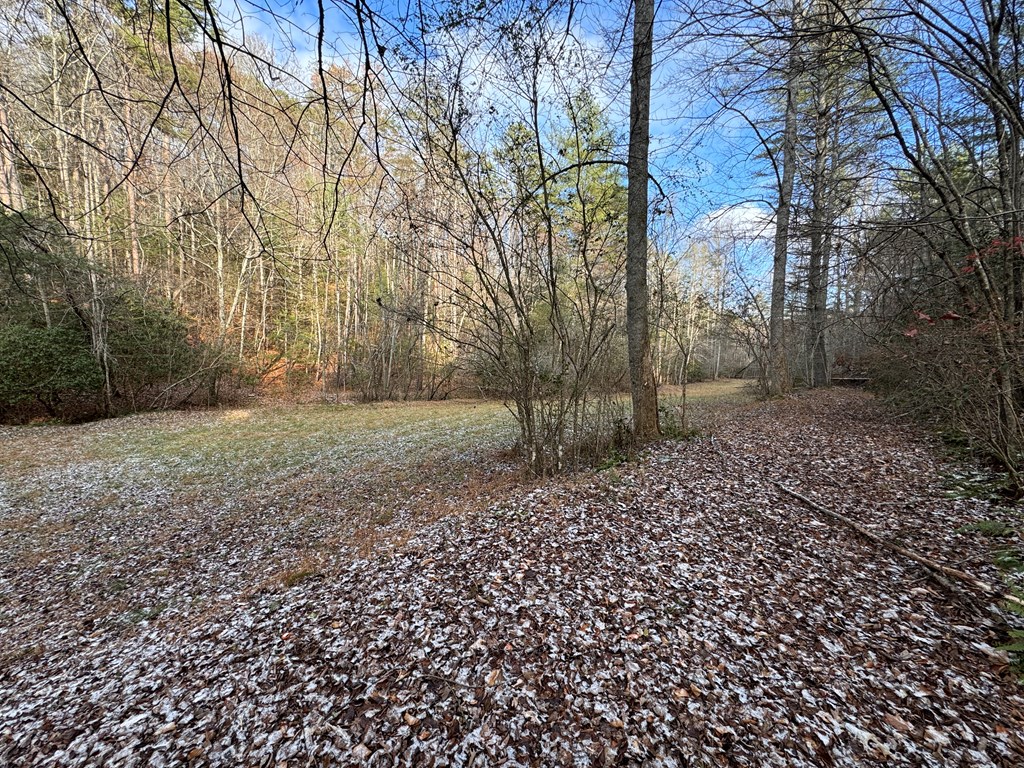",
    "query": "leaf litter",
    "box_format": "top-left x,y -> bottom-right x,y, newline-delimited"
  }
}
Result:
1,389 -> 1022,766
